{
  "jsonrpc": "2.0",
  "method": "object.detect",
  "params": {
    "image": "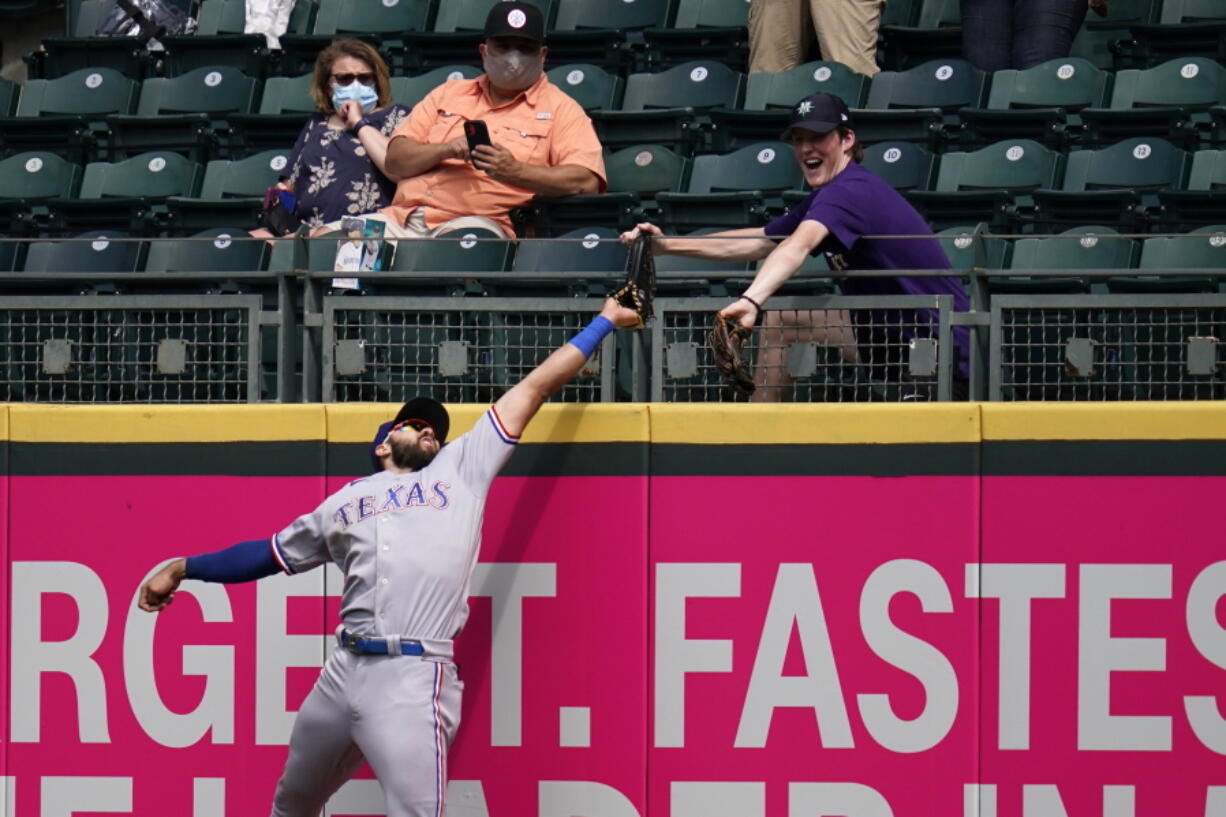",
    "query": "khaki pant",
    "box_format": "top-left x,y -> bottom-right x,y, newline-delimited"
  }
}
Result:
321,207 -> 509,240
748,0 -> 884,77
